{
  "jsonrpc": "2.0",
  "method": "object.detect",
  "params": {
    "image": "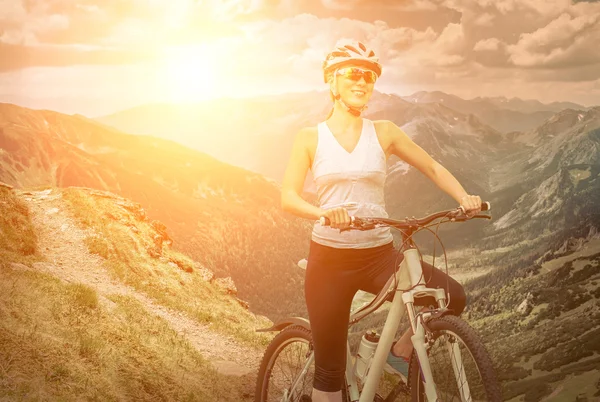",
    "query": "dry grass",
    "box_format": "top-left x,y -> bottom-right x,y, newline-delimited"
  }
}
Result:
0,187 -> 40,265
61,187 -> 272,348
0,267 -> 253,401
